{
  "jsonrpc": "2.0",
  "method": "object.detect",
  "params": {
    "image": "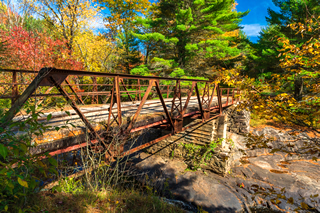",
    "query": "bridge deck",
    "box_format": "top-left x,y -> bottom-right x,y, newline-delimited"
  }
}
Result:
22,96 -> 230,155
